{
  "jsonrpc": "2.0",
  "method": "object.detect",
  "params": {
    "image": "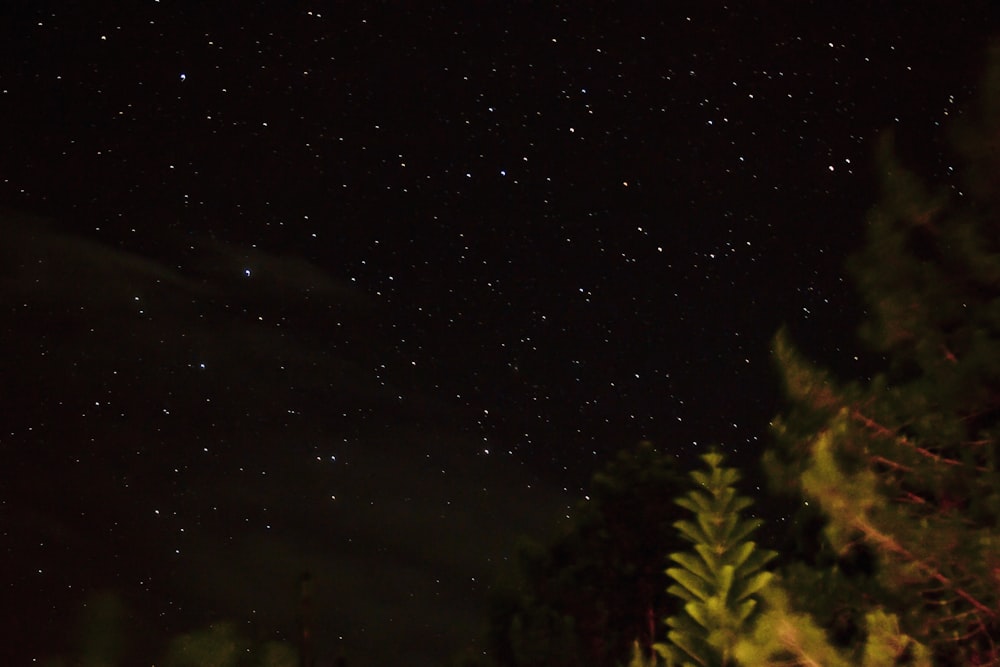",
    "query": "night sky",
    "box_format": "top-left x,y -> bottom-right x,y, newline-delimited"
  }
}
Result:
2,3 -> 998,665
